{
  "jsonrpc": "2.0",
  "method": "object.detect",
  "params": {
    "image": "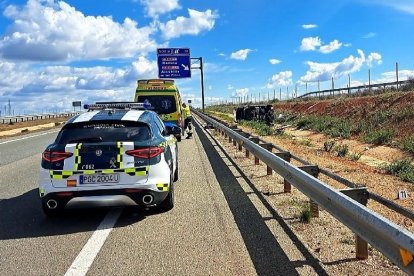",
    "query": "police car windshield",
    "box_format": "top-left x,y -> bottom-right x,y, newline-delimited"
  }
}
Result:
136,95 -> 176,115
56,121 -> 151,144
